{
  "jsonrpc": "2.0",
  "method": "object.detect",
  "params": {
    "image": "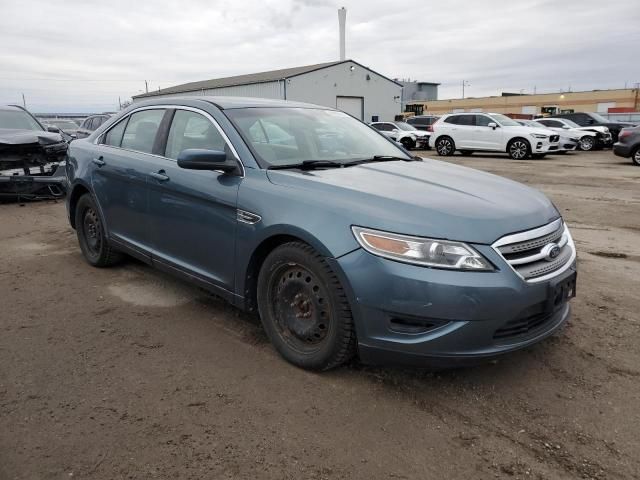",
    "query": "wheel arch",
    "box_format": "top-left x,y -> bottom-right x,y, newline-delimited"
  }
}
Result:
506,136 -> 531,152
67,181 -> 92,229
239,227 -> 335,313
